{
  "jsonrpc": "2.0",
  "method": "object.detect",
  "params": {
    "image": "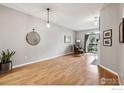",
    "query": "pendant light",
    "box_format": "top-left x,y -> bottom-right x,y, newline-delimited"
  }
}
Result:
46,8 -> 50,28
